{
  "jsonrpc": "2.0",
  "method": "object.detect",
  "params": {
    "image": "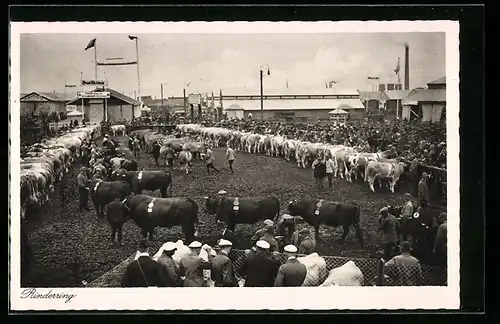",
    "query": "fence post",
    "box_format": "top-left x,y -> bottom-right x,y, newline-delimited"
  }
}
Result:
376,258 -> 385,286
